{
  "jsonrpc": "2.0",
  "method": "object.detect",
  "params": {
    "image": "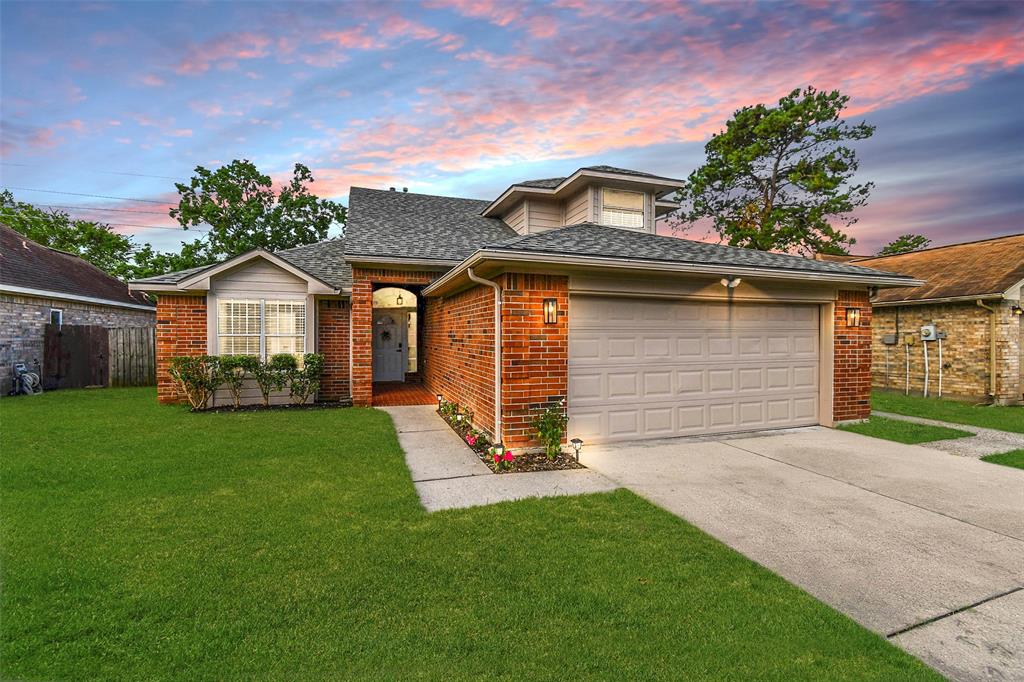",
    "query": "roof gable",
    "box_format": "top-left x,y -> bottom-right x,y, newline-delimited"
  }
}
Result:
853,233 -> 1024,303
